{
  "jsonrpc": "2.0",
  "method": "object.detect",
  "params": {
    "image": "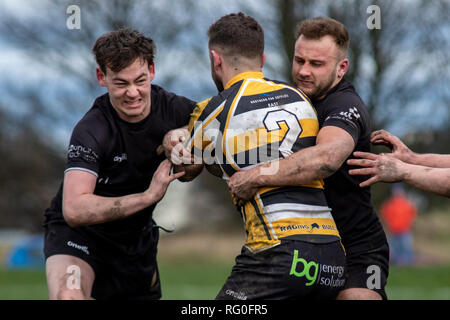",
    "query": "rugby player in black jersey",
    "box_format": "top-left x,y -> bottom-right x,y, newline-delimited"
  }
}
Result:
228,17 -> 390,300
43,29 -> 195,300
